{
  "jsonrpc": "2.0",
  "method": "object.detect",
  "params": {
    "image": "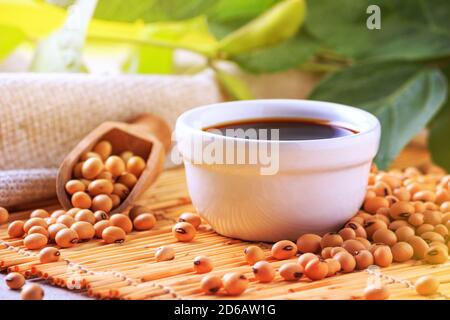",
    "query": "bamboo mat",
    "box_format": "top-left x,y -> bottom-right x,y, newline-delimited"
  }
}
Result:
1,145 -> 449,300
